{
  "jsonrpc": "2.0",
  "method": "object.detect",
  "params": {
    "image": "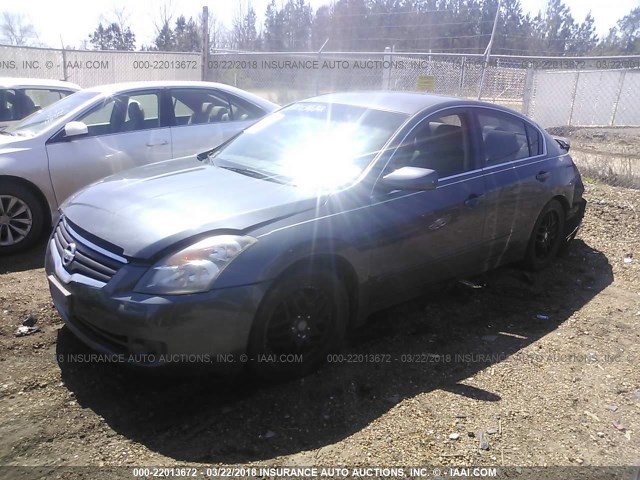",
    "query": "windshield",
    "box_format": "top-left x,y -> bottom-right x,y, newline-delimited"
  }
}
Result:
211,102 -> 408,190
5,91 -> 100,136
